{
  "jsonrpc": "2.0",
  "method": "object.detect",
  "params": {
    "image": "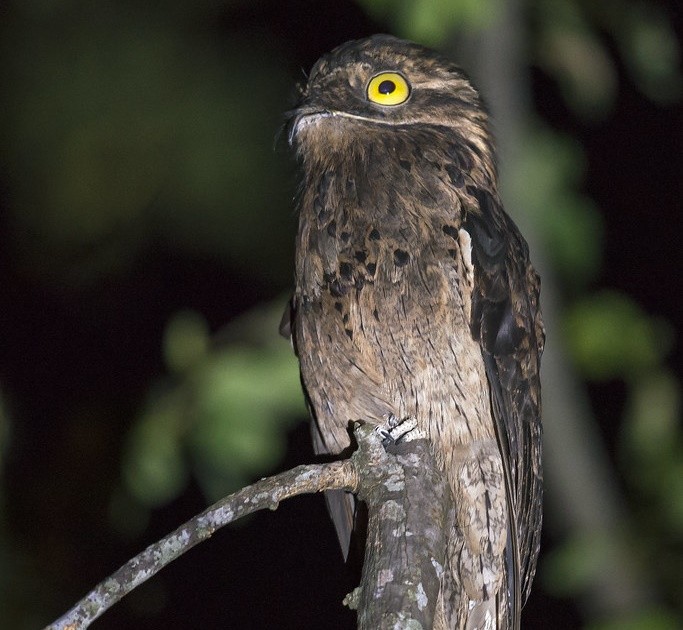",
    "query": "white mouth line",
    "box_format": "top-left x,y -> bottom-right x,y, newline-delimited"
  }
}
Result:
328,111 -> 393,124
298,110 -> 409,128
